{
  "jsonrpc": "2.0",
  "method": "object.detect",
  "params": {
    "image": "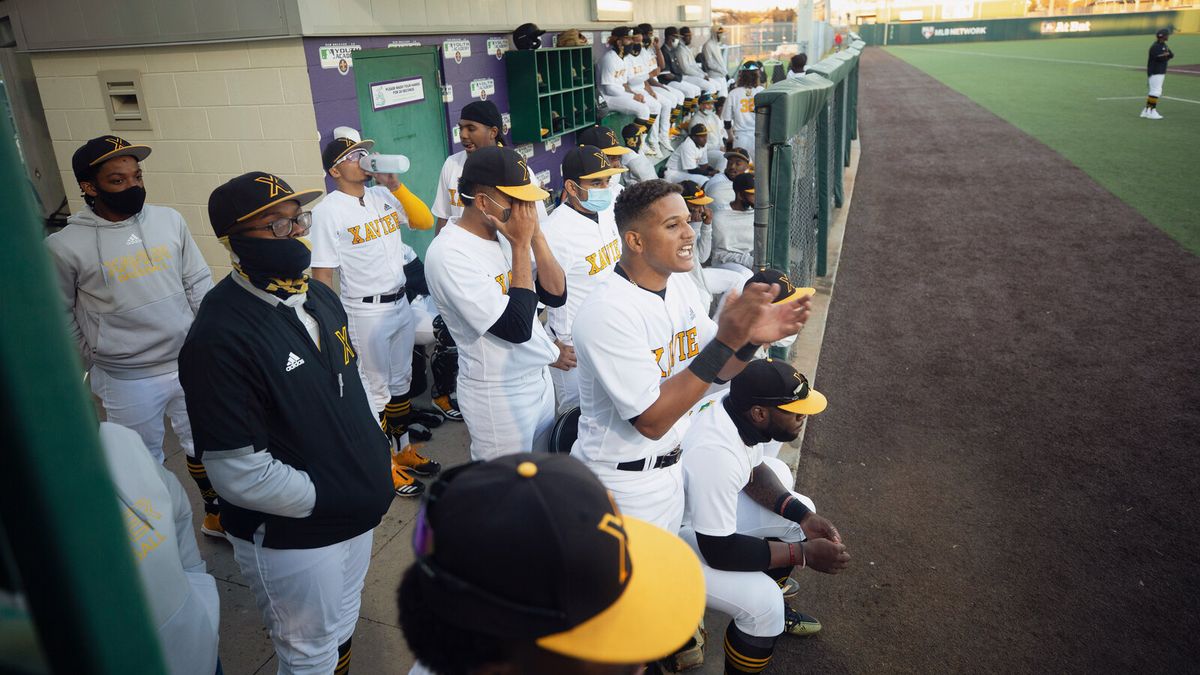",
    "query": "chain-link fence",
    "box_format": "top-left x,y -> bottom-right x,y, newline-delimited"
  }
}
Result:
753,38 -> 864,358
